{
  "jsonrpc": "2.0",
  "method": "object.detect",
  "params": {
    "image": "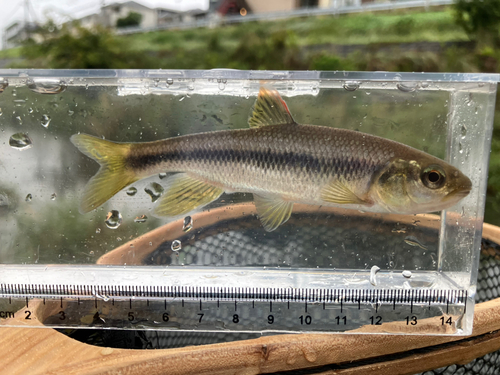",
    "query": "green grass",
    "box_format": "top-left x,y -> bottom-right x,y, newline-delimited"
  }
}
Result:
0,47 -> 21,59
120,8 -> 469,53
